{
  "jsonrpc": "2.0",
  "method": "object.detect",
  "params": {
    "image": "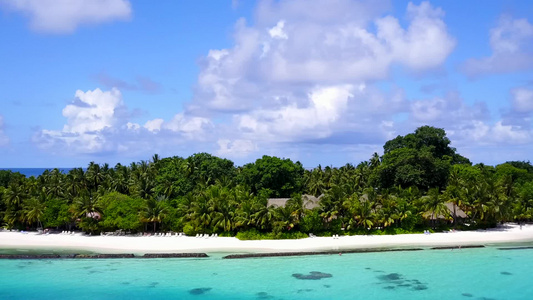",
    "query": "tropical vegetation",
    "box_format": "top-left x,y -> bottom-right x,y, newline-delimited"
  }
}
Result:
1,126 -> 532,238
